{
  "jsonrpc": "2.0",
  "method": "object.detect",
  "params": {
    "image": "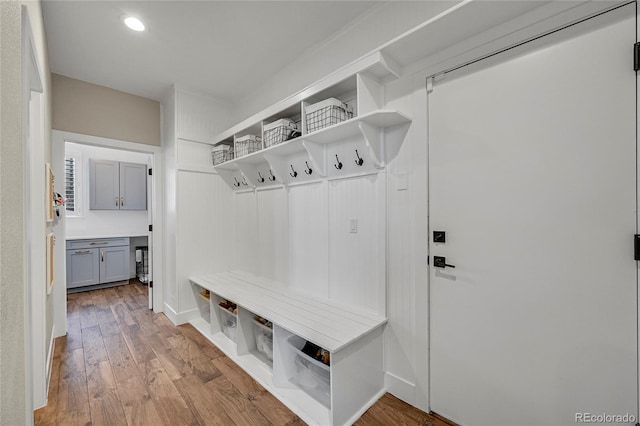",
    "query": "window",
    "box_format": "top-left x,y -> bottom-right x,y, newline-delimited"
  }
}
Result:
64,149 -> 82,217
65,157 -> 76,212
